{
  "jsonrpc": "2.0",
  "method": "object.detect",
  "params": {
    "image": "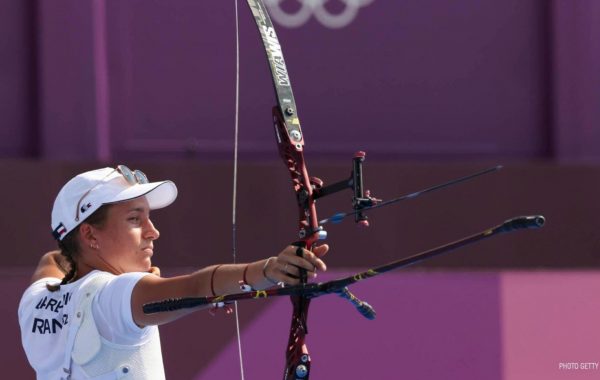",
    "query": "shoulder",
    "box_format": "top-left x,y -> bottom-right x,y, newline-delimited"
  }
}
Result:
91,272 -> 155,342
96,271 -> 150,293
18,277 -> 57,317
75,271 -> 151,300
